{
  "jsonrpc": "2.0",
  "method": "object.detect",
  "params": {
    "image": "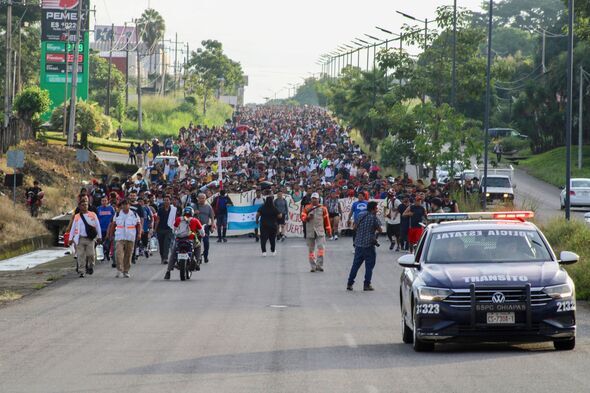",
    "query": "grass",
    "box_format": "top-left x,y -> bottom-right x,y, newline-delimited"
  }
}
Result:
520,146 -> 590,187
0,195 -> 49,246
122,95 -> 233,139
542,218 -> 590,300
0,290 -> 23,302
